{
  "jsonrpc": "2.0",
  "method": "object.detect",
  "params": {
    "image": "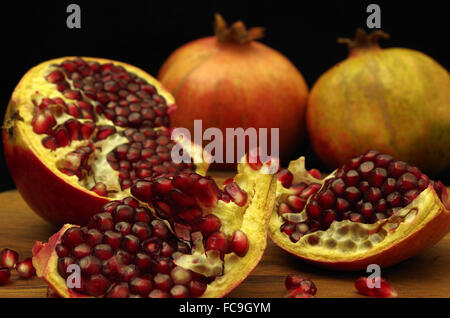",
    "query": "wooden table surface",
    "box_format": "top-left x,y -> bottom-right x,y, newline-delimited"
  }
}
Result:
0,173 -> 449,298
